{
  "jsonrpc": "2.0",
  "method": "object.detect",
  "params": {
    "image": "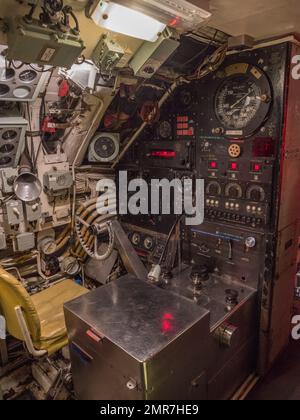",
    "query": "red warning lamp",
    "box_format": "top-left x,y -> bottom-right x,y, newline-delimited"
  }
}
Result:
252,163 -> 262,172
209,161 -> 218,169
230,162 -> 238,171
